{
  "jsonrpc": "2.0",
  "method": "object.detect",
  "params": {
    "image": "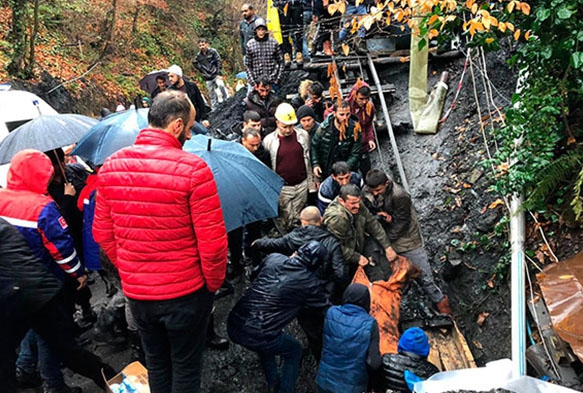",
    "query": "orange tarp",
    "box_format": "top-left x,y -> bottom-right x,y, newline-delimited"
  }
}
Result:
352,256 -> 417,354
537,252 -> 583,362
